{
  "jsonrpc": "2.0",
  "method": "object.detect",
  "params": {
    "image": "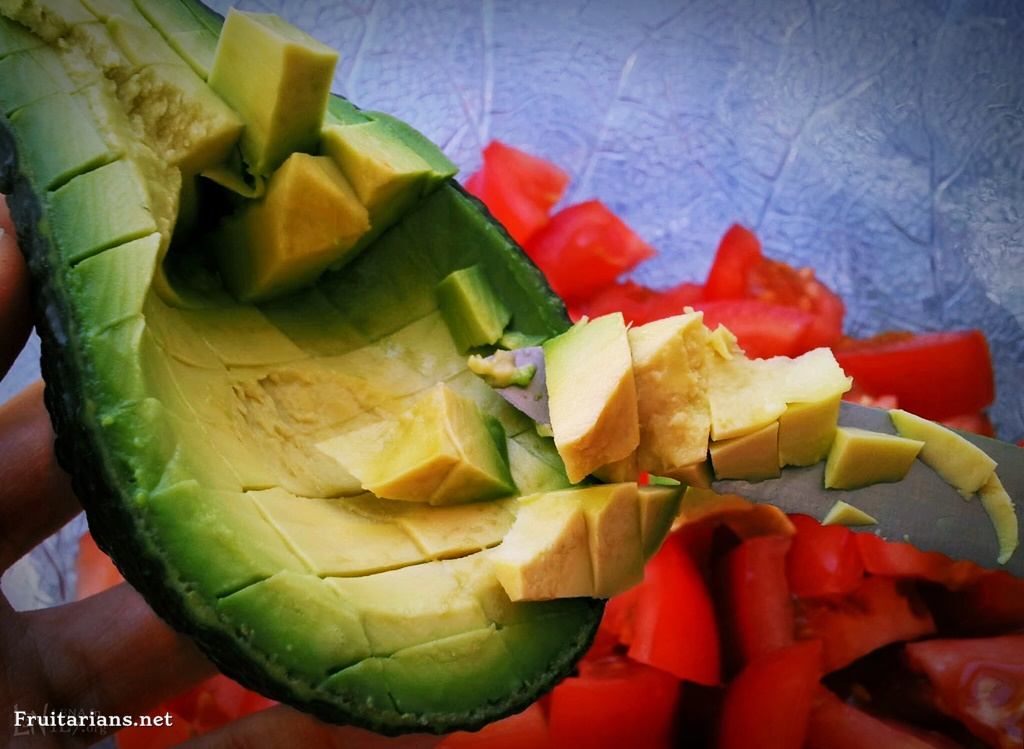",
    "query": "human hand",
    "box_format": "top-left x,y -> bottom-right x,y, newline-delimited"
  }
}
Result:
0,197 -> 440,748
